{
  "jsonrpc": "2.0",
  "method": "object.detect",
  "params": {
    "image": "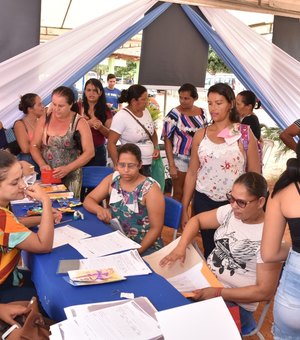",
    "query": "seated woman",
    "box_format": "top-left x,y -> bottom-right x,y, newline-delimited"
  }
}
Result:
0,151 -> 54,303
160,172 -> 281,335
83,143 -> 164,256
